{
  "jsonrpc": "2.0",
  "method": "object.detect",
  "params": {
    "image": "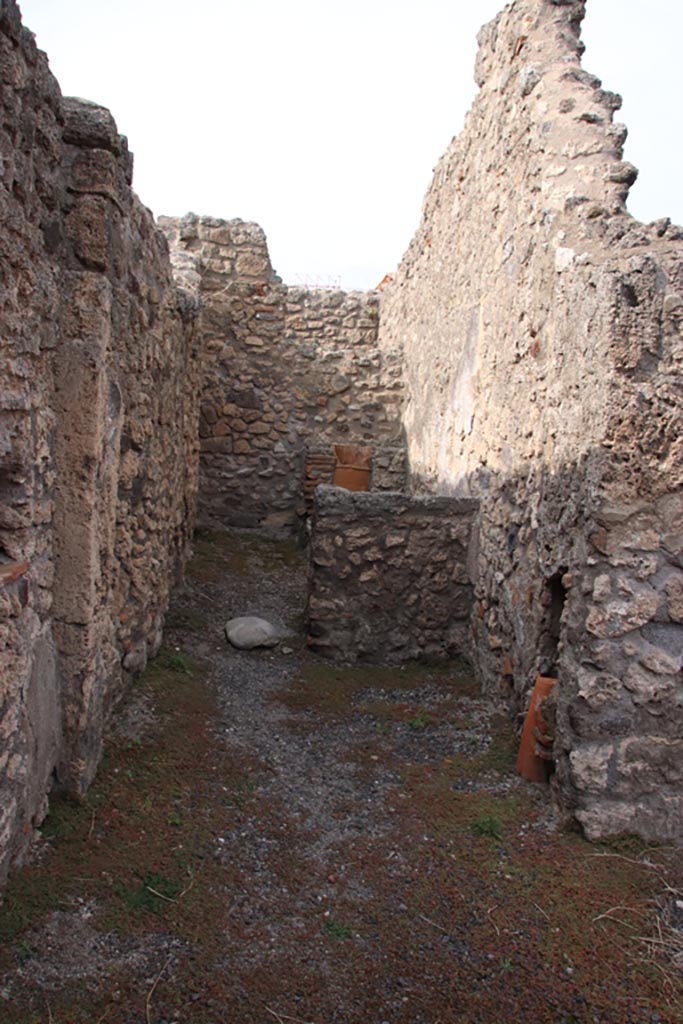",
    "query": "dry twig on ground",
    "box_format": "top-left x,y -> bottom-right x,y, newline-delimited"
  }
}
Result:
266,1007 -> 316,1024
145,955 -> 172,1024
